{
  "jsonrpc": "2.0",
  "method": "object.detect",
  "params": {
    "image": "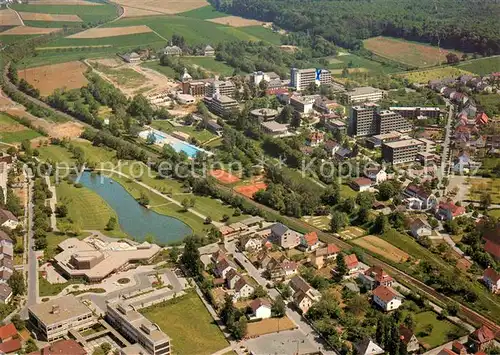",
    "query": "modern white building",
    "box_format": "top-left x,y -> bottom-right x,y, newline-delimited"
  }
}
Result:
343,86 -> 384,104
290,68 -> 332,91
